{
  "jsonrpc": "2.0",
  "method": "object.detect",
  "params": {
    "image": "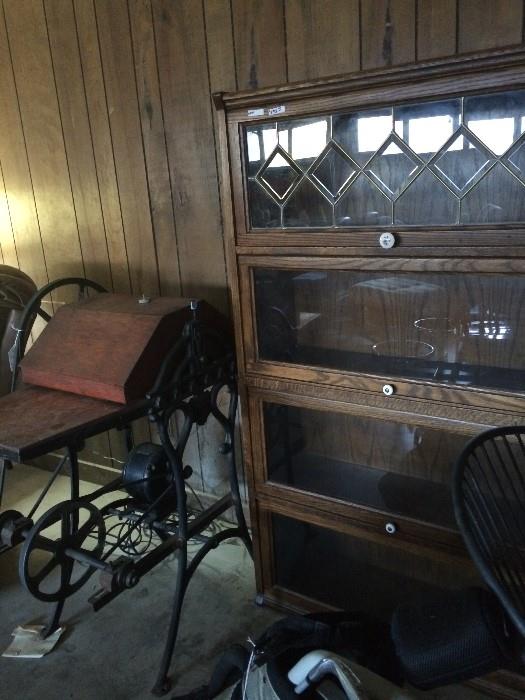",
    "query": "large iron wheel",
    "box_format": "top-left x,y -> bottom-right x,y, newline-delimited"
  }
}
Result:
19,500 -> 105,603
